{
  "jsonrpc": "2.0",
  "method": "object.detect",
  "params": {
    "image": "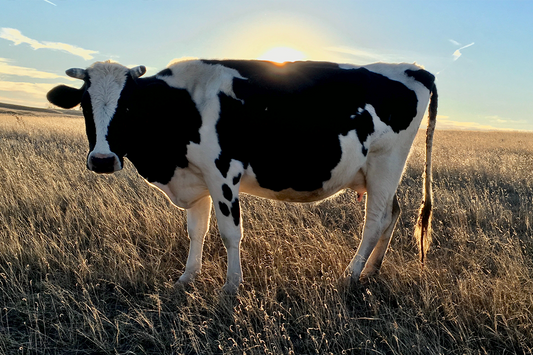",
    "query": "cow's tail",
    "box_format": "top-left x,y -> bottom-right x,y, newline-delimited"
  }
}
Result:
414,83 -> 437,265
